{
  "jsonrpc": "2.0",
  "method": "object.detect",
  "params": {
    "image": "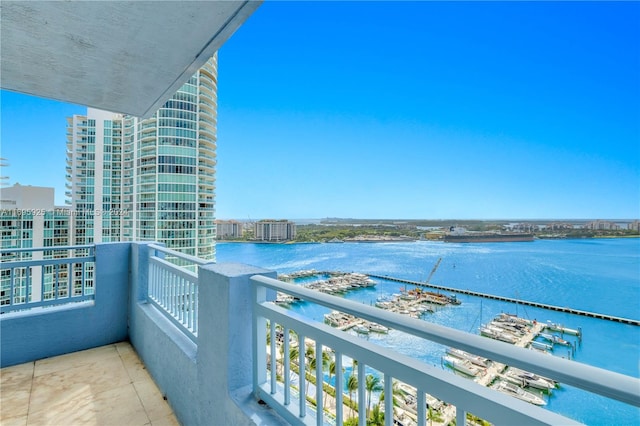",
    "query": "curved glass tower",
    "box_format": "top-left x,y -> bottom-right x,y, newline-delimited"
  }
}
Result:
66,55 -> 217,260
